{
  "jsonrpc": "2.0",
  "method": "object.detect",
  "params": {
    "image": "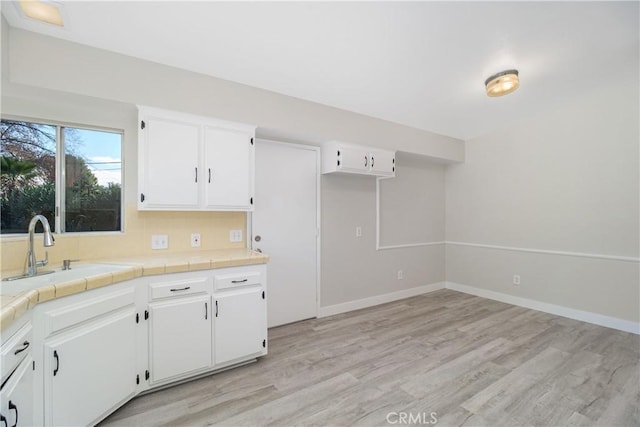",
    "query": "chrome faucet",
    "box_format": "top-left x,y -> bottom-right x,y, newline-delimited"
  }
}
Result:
26,215 -> 55,277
